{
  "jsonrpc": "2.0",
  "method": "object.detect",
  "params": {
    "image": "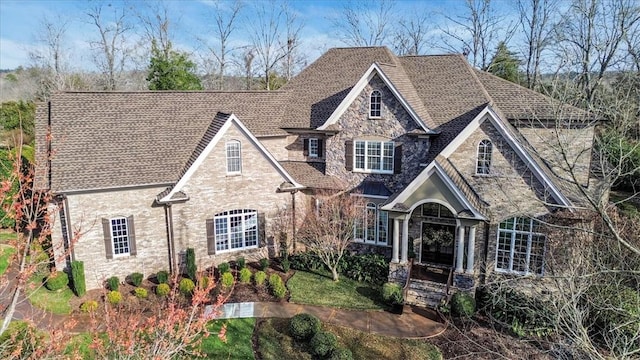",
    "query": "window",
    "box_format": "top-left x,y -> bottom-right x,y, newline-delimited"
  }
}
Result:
354,140 -> 394,173
495,217 -> 546,275
309,138 -> 319,157
110,217 -> 130,257
226,141 -> 241,174
476,139 -> 493,174
355,202 -> 388,246
213,209 -> 258,252
370,90 -> 381,118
